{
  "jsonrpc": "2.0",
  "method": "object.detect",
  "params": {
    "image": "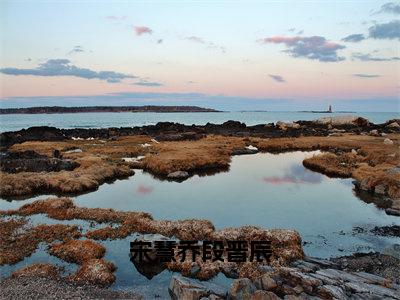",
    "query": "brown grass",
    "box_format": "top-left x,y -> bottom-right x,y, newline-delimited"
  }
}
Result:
49,239 -> 106,264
